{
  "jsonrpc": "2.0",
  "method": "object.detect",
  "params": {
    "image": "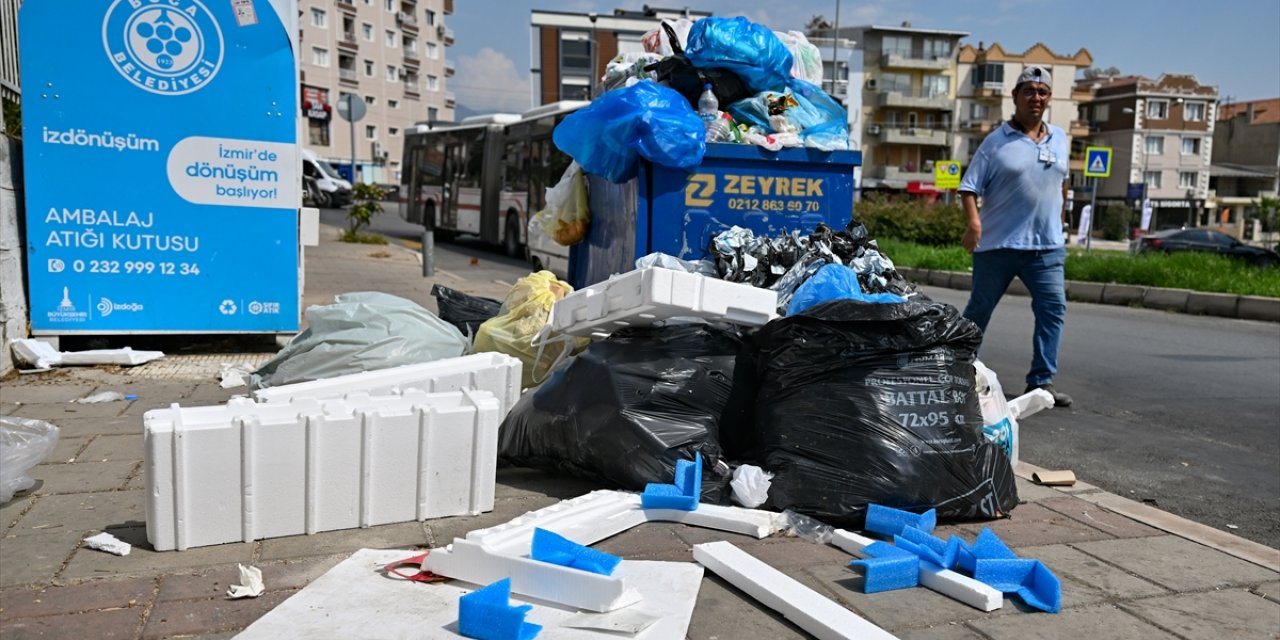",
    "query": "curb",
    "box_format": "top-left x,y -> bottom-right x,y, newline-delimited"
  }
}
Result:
897,267 -> 1280,323
1016,462 -> 1280,572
